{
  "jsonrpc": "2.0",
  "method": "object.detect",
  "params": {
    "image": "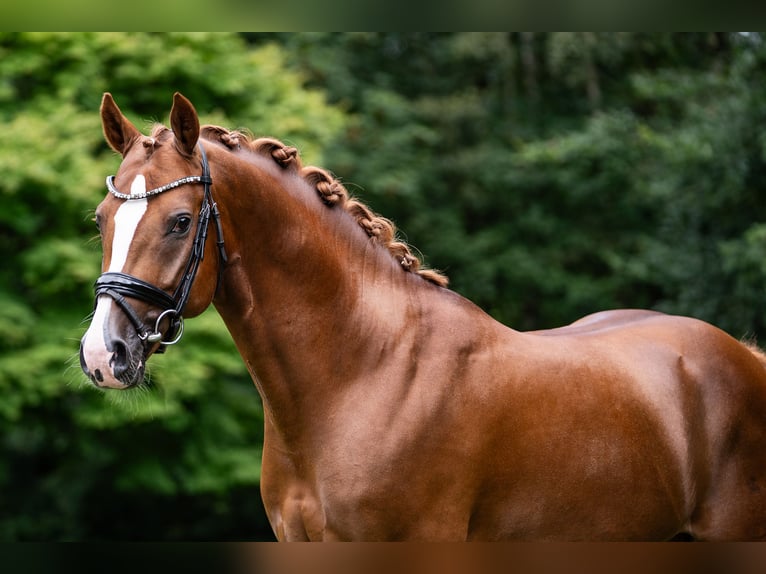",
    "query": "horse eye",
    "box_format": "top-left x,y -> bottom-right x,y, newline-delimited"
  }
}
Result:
172,215 -> 192,234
